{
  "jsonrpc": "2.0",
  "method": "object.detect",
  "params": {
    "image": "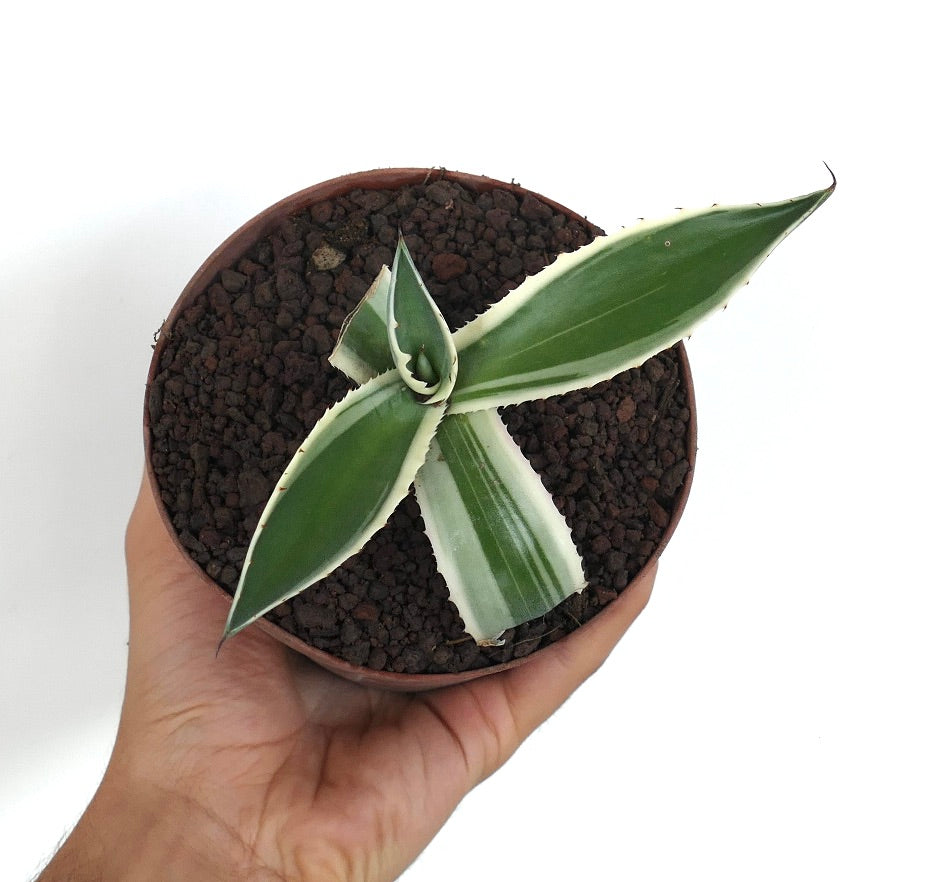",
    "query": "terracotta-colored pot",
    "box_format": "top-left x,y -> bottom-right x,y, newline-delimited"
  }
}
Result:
144,168 -> 697,691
